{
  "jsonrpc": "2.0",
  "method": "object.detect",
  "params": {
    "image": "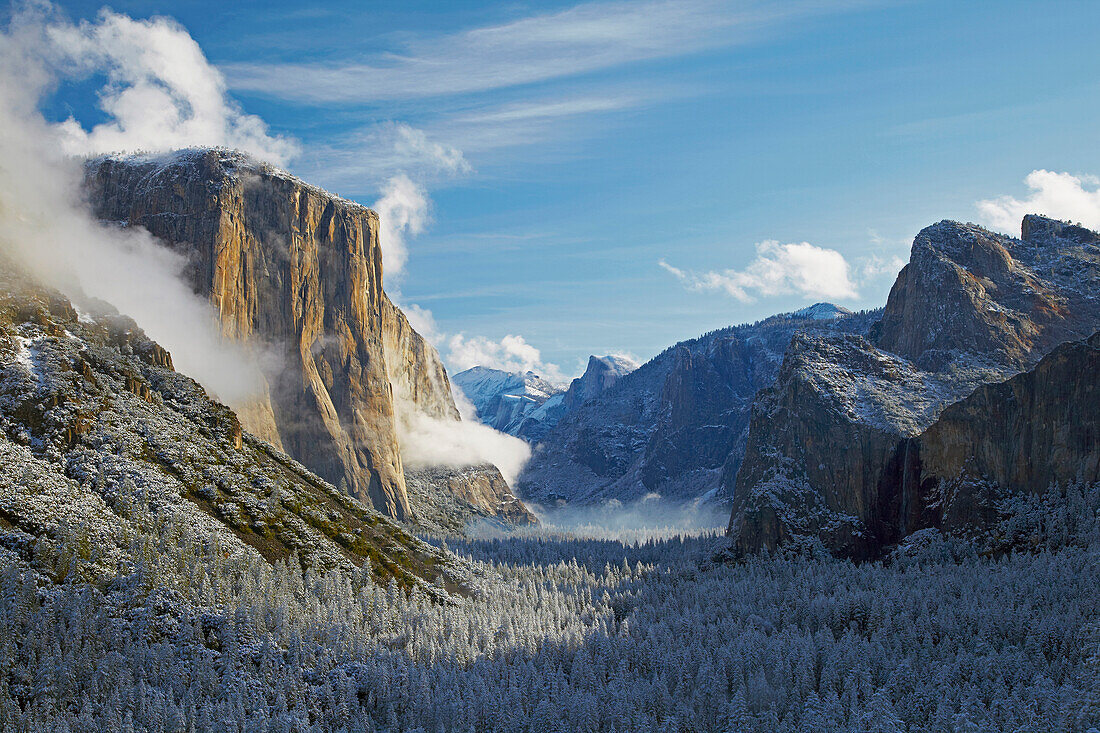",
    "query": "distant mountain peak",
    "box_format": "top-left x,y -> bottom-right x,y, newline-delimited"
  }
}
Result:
453,354 -> 639,442
788,302 -> 853,321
